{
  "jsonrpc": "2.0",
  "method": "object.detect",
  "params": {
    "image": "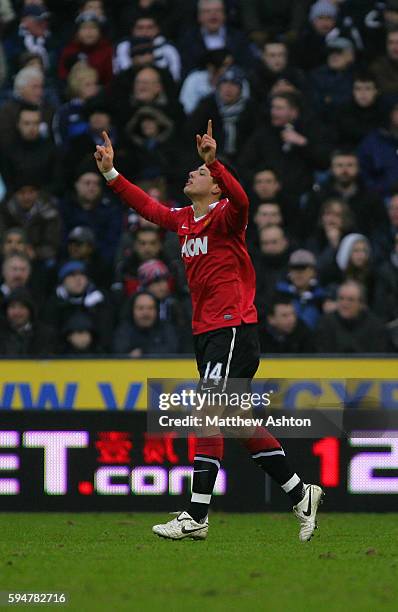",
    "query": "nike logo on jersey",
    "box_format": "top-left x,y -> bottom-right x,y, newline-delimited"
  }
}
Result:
181,236 -> 208,257
303,487 -> 312,516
